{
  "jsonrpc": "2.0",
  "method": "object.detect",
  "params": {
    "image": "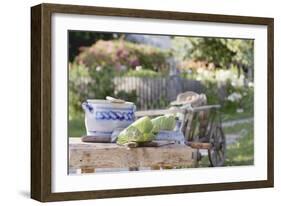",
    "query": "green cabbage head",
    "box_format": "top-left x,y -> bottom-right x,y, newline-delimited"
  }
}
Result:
116,125 -> 143,145
151,114 -> 176,133
131,116 -> 153,133
117,116 -> 155,145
